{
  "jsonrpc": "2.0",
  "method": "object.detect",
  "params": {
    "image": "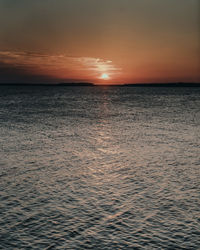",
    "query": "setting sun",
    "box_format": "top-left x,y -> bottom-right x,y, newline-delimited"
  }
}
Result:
101,73 -> 110,80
